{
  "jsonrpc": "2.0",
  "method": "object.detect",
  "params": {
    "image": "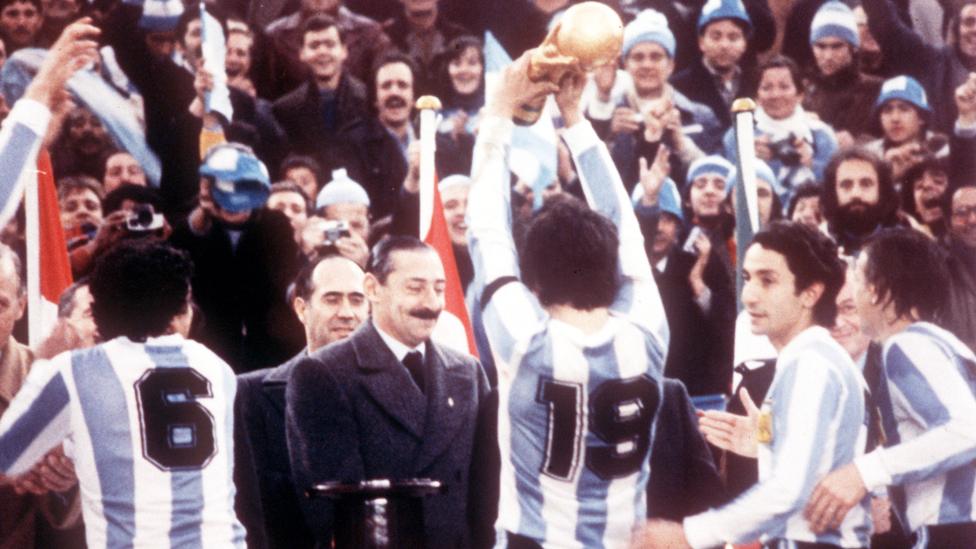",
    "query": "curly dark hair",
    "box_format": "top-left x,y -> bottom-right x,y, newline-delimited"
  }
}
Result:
89,241 -> 194,341
750,221 -> 846,327
519,195 -> 620,310
861,228 -> 948,322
